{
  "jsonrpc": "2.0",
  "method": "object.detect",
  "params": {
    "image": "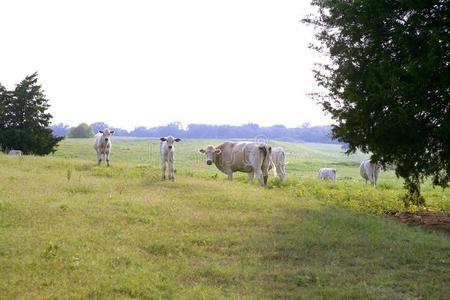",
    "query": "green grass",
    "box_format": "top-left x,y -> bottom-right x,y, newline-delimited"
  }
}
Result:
0,138 -> 449,299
